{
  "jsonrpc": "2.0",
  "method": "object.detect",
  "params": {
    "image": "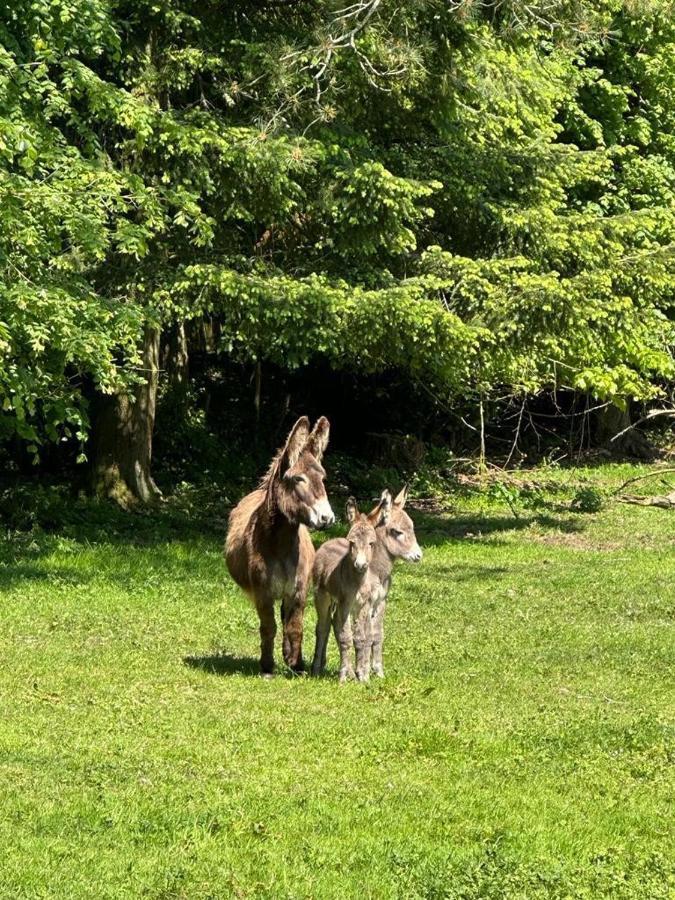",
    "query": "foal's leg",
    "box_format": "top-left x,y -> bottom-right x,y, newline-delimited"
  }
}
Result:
352,598 -> 373,683
256,595 -> 277,676
282,588 -> 308,672
311,589 -> 332,676
370,598 -> 386,678
333,599 -> 355,683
